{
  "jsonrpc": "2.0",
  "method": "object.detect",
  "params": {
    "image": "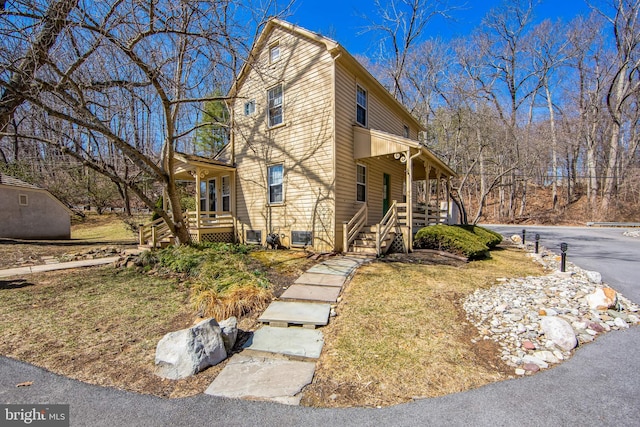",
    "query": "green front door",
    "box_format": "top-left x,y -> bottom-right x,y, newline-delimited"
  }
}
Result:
383,173 -> 391,216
